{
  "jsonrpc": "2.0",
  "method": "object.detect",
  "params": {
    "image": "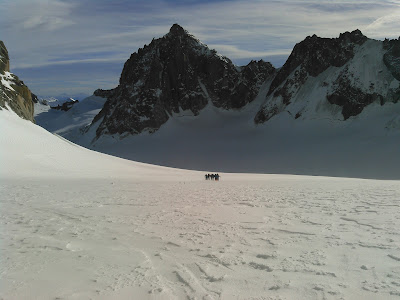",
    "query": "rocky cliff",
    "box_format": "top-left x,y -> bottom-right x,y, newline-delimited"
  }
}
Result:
0,41 -> 35,122
91,24 -> 275,137
255,31 -> 400,122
